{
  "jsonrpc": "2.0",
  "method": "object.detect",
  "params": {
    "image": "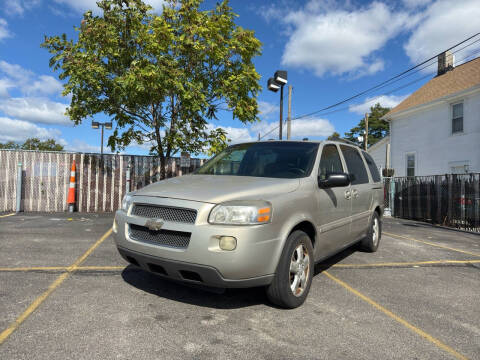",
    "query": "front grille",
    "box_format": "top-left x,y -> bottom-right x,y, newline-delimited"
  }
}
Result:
131,204 -> 197,224
129,224 -> 191,249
